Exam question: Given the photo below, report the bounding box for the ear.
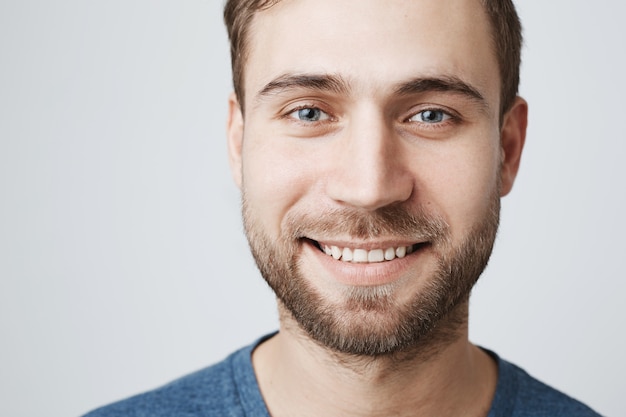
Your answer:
[227,93,244,189]
[499,97,528,196]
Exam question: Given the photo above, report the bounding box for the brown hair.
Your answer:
[224,0,522,118]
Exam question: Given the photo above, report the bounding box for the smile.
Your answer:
[314,241,423,264]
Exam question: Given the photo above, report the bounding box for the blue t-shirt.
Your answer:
[83,335,601,417]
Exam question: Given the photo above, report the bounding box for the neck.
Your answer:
[252,302,498,417]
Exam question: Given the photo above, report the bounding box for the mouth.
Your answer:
[307,239,428,264]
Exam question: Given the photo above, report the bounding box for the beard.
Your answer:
[242,191,500,358]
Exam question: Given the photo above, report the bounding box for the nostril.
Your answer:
[325,162,414,211]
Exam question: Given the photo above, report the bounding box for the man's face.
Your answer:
[228,0,523,355]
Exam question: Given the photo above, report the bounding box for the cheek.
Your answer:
[241,132,320,236]
[419,141,500,236]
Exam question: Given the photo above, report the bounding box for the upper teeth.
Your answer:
[323,244,414,263]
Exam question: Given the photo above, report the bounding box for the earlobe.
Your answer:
[499,97,528,196]
[227,93,244,189]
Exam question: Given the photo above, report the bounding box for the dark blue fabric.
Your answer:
[83,336,601,417]
[484,349,601,417]
[82,335,271,417]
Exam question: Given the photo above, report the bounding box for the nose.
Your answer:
[325,109,413,211]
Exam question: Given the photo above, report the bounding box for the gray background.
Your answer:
[0,1,624,416]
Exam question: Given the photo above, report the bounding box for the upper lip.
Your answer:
[310,238,424,250]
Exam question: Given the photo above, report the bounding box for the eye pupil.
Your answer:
[422,110,443,123]
[298,108,321,121]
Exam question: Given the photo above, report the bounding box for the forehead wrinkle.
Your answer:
[253,73,351,106]
[394,76,492,116]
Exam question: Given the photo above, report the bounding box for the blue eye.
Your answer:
[289,107,330,122]
[410,110,451,123]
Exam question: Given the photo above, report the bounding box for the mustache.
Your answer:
[285,204,449,242]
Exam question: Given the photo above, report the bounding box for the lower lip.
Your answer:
[303,240,428,287]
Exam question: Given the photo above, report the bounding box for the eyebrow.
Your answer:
[253,72,490,113]
[394,76,489,112]
[255,73,350,101]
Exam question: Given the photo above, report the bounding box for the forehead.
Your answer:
[244,0,500,110]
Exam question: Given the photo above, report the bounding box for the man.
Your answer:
[84,0,601,416]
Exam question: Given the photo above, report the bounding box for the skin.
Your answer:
[226,0,528,416]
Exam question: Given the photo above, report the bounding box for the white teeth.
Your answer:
[321,243,417,263]
[368,249,384,262]
[353,249,368,263]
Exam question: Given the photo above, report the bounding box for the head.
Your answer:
[224,0,527,356]
[225,0,523,119]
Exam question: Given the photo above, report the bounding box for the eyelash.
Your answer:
[282,104,334,125]
[406,107,457,123]
[279,104,461,132]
